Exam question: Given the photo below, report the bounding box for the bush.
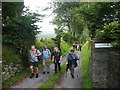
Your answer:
[35,39,56,53]
[36,39,72,56]
[60,40,72,56]
[2,46,22,64]
[112,41,120,52]
[95,23,120,52]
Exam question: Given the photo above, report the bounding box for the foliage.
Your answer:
[35,39,72,56]
[51,1,120,51]
[51,2,85,44]
[60,40,72,56]
[96,22,120,51]
[77,2,120,37]
[62,32,74,43]
[35,38,56,53]
[112,41,120,52]
[53,2,120,43]
[40,63,66,88]
[2,46,22,64]
[96,23,120,39]
[2,2,44,65]
[81,41,93,88]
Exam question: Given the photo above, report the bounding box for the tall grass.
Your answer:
[81,41,93,88]
[39,63,66,88]
[61,40,72,56]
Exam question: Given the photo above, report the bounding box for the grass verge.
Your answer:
[2,64,42,88]
[39,45,72,88]
[39,63,66,88]
[81,41,93,88]
[61,40,72,56]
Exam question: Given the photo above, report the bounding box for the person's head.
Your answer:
[31,45,35,51]
[70,49,74,54]
[44,46,47,50]
[54,47,59,52]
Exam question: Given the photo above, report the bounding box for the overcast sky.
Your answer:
[24,0,56,38]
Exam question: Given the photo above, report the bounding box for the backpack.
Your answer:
[53,51,61,60]
[69,53,78,67]
[35,49,43,61]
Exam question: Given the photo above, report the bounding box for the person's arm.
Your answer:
[59,52,62,63]
[59,56,62,63]
[35,50,41,56]
[52,55,54,62]
[75,54,79,60]
[48,50,51,58]
[66,54,69,64]
[52,52,54,62]
[48,50,51,62]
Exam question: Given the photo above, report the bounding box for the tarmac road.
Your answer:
[10,53,68,88]
[55,51,83,88]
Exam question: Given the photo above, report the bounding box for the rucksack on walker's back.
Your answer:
[35,49,43,61]
[69,53,78,67]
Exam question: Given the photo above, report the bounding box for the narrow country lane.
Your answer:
[55,51,82,88]
[10,53,68,88]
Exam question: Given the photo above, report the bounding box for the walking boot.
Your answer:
[71,73,74,78]
[43,71,45,74]
[47,71,49,74]
[36,73,38,78]
[30,73,34,78]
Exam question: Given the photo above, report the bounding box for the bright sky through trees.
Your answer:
[24,0,56,38]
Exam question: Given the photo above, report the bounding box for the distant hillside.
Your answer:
[36,31,56,39]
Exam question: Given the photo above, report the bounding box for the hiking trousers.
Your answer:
[68,60,76,76]
[54,60,61,72]
[43,58,50,72]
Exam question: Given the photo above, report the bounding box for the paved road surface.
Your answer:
[55,51,82,88]
[10,51,82,88]
[10,54,67,88]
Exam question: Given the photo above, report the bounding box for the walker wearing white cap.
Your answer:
[52,47,62,73]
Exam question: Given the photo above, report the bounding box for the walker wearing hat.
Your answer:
[42,46,51,74]
[52,47,62,73]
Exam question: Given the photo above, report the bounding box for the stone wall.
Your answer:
[2,63,23,81]
[90,40,120,88]
[107,51,120,88]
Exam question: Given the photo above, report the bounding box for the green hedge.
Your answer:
[2,46,22,64]
[35,39,56,53]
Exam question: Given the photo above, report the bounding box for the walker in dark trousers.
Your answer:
[66,50,78,78]
[54,60,61,73]
[53,47,62,73]
[79,44,82,51]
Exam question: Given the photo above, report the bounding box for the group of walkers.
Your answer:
[73,43,82,51]
[29,45,80,79]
